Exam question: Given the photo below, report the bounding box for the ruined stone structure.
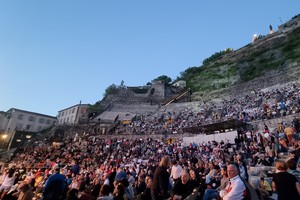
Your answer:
[103,80,190,107]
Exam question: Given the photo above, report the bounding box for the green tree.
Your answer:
[103,84,118,97]
[153,75,172,85]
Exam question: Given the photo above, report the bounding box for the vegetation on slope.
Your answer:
[94,18,300,108]
[177,26,300,96]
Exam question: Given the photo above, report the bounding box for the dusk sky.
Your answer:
[1,1,299,116]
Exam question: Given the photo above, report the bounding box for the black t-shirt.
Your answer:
[272,172,300,200]
[171,180,194,200]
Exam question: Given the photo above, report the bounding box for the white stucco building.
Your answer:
[57,103,89,125]
[0,108,57,134]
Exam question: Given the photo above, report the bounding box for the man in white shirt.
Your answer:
[219,164,246,200]
[170,160,183,184]
[103,173,110,186]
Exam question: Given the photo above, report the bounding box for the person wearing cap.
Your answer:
[42,165,67,200]
[115,166,127,182]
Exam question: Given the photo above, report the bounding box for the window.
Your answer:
[72,108,75,113]
[28,116,35,121]
[18,114,24,120]
[16,123,23,130]
[39,118,45,123]
[46,119,50,125]
[26,124,31,130]
[61,112,64,117]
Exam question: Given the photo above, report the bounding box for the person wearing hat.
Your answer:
[42,164,67,200]
[115,166,127,182]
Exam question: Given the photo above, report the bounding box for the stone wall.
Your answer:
[151,81,166,101]
[110,103,160,115]
[251,113,300,132]
[103,81,166,106]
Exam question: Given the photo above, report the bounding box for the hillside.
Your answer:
[93,15,300,113]
[181,17,300,101]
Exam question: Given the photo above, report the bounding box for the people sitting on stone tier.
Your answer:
[171,170,194,200]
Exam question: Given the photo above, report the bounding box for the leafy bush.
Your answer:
[153,75,172,85]
[103,84,118,97]
[202,48,233,65]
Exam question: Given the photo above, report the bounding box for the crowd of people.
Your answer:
[112,82,300,135]
[0,82,299,200]
[0,112,299,199]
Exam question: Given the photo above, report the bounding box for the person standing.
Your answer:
[272,160,300,200]
[170,160,183,184]
[151,156,171,200]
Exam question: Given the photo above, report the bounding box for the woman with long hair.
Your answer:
[188,169,200,191]
[151,155,171,200]
[0,168,17,199]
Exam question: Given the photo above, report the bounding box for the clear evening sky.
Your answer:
[0,1,299,116]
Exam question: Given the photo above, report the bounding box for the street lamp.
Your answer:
[1,134,8,150]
